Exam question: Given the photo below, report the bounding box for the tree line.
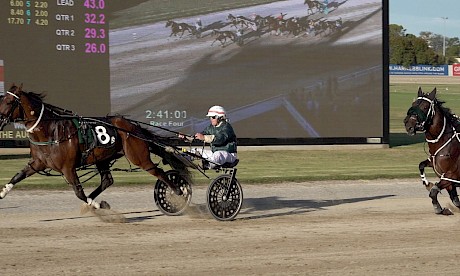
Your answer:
[390,24,460,67]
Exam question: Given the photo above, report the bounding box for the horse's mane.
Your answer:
[436,99,460,128]
[24,90,76,117]
[25,91,45,102]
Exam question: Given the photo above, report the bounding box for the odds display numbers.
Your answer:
[8,1,49,26]
[0,0,111,118]
[5,0,108,55]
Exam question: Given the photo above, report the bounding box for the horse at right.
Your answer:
[404,87,460,215]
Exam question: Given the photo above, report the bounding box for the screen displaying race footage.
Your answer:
[0,0,387,144]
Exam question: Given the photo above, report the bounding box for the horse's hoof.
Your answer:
[425,182,434,191]
[100,200,111,209]
[452,198,460,209]
[0,183,14,198]
[174,188,183,196]
[179,186,190,197]
[440,208,454,216]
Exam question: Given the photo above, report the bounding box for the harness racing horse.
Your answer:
[326,18,343,33]
[404,87,460,215]
[0,84,190,210]
[253,14,271,30]
[282,17,302,36]
[211,29,238,47]
[165,20,195,38]
[264,16,285,35]
[227,14,251,29]
[304,0,325,14]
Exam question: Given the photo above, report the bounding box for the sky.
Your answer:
[389,0,459,38]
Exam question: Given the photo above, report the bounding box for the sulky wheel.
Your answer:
[154,170,192,216]
[207,174,243,221]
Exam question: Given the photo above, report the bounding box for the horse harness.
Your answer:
[413,95,460,185]
[4,90,117,164]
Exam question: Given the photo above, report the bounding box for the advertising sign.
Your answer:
[453,64,460,76]
[389,64,448,76]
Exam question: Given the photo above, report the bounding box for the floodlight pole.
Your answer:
[441,16,448,63]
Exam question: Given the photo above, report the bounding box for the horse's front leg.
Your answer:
[87,162,113,209]
[63,168,101,209]
[429,179,454,215]
[447,185,460,208]
[419,159,433,189]
[0,159,45,199]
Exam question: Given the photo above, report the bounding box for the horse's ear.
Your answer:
[428,87,437,100]
[417,87,423,97]
[19,83,23,91]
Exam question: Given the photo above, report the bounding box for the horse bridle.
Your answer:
[1,90,45,133]
[407,96,436,132]
[0,91,21,129]
[409,96,450,144]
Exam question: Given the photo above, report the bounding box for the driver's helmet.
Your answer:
[206,105,226,118]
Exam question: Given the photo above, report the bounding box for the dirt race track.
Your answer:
[390,75,460,85]
[2,1,460,274]
[2,179,460,275]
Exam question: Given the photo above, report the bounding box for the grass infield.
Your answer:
[1,82,457,189]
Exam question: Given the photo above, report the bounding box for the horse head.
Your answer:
[165,20,173,27]
[404,87,437,136]
[0,84,46,132]
[0,84,24,130]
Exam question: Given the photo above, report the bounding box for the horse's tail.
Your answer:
[140,128,192,181]
[155,142,192,181]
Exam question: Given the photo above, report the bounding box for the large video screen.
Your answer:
[0,0,388,145]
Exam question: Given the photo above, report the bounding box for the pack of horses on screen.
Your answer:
[165,0,346,47]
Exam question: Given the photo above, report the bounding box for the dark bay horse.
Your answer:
[404,87,460,215]
[211,29,238,47]
[282,17,302,36]
[253,14,272,30]
[227,14,251,29]
[0,84,190,210]
[264,16,284,35]
[304,0,325,14]
[165,20,195,38]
